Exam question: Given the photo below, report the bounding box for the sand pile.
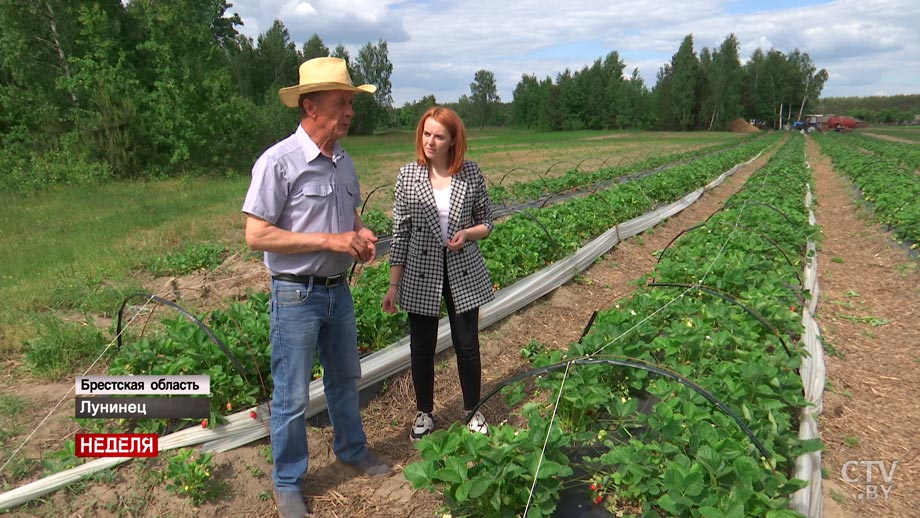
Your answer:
[728,118,760,132]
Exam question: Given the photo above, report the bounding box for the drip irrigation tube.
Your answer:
[715,200,797,228]
[115,293,248,378]
[465,355,774,464]
[647,282,794,358]
[655,220,803,286]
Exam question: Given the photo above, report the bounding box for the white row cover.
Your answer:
[790,183,826,518]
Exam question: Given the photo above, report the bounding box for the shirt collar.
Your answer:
[296,124,344,164]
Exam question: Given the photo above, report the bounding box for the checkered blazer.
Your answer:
[389,160,495,316]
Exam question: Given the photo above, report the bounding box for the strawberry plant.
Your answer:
[404,406,573,518]
[107,293,272,434]
[164,448,217,506]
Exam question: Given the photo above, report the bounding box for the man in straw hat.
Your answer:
[243,57,392,518]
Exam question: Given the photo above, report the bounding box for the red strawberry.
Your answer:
[201,418,208,428]
[249,410,258,420]
[594,495,604,505]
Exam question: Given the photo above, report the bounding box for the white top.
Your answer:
[432,184,452,243]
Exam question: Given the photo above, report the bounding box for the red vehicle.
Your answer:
[827,116,857,132]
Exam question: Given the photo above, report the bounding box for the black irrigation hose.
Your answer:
[351,184,392,281]
[115,293,248,378]
[577,310,599,344]
[713,200,797,228]
[360,183,390,216]
[466,355,774,464]
[655,220,804,288]
[503,207,561,250]
[646,283,793,358]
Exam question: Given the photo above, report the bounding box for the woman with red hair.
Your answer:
[382,107,494,441]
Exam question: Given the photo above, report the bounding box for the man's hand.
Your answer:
[333,229,378,262]
[357,227,378,263]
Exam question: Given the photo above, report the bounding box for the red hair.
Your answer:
[415,107,467,175]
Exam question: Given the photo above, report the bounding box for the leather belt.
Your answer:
[272,272,347,287]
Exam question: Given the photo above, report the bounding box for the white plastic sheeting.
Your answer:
[0,153,765,511]
[790,183,825,518]
[0,405,271,509]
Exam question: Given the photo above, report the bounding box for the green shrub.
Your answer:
[0,146,113,193]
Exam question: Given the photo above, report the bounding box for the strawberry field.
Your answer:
[1,129,917,517]
[813,132,920,244]
[100,133,780,436]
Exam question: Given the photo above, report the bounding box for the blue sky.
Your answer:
[228,0,919,105]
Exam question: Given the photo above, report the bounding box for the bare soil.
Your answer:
[2,136,917,517]
[806,137,919,517]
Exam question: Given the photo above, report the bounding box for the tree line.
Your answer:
[0,0,394,189]
[818,94,920,125]
[504,34,830,132]
[2,1,906,191]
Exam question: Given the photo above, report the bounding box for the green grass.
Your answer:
[0,176,249,353]
[0,393,26,447]
[858,125,920,142]
[23,314,108,380]
[1,128,749,356]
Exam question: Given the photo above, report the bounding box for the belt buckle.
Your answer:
[325,274,344,287]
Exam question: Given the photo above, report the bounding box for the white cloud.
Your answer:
[231,0,409,46]
[228,0,920,104]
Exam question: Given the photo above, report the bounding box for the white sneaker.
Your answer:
[410,412,434,441]
[466,410,488,435]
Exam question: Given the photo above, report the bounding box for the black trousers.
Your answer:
[407,252,482,413]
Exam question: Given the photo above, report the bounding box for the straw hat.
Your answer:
[278,57,377,107]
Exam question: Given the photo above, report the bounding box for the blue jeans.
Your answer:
[269,278,368,491]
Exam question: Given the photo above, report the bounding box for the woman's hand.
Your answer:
[382,286,399,314]
[447,229,468,252]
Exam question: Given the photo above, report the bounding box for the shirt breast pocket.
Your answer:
[300,184,333,198]
[295,183,333,220]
